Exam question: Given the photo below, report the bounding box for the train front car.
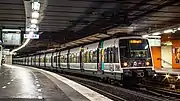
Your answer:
[119,37,154,80]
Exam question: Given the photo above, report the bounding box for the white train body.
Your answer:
[13,36,154,80]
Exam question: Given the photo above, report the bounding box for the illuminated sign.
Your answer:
[2,33,21,45]
[24,34,39,39]
[148,39,161,46]
[129,40,142,44]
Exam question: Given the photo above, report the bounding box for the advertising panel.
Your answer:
[2,33,21,45]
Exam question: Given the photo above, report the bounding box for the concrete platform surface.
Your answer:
[0,64,112,101]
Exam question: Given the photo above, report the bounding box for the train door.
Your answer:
[0,45,2,65]
[56,52,58,68]
[58,52,60,70]
[27,56,29,65]
[30,56,32,65]
[52,52,57,70]
[67,50,70,69]
[44,53,46,68]
[51,53,53,68]
[80,46,84,71]
[39,55,41,67]
[98,41,104,73]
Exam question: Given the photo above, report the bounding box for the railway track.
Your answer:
[60,74,169,101]
[133,84,180,101]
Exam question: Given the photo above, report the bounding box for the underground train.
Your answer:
[13,36,155,83]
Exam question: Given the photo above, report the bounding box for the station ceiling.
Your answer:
[0,0,25,28]
[1,0,180,54]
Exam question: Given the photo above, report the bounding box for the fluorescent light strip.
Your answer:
[30,24,37,28]
[163,29,173,33]
[2,29,21,32]
[31,19,38,24]
[142,35,149,38]
[152,32,161,35]
[32,2,40,11]
[178,27,180,30]
[32,11,39,18]
[10,39,31,54]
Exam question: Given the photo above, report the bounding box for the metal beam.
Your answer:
[131,0,180,21]
[69,0,180,7]
[0,13,24,15]
[0,2,23,5]
[47,4,114,10]
[65,2,105,30]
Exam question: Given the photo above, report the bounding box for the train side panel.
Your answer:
[60,50,68,69]
[83,43,98,71]
[40,54,45,67]
[69,47,81,70]
[45,53,52,69]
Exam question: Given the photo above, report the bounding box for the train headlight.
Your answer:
[165,74,170,78]
[177,75,180,79]
[146,61,150,66]
[123,62,128,67]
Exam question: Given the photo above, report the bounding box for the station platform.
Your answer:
[0,64,112,101]
[155,68,180,76]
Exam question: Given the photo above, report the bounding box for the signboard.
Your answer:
[24,34,39,39]
[148,38,161,46]
[2,33,21,45]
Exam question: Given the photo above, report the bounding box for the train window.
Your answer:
[77,54,80,63]
[36,56,38,63]
[60,55,65,63]
[89,51,93,63]
[64,55,66,63]
[119,39,151,59]
[104,47,119,63]
[83,51,88,63]
[69,54,72,63]
[54,56,57,63]
[114,47,119,63]
[108,48,112,63]
[47,56,50,63]
[92,50,97,63]
[104,49,108,63]
[45,57,48,62]
[49,56,52,63]
[74,53,77,63]
[46,57,48,63]
[70,53,77,63]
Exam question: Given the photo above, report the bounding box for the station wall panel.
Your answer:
[172,40,180,69]
[151,46,161,69]
[161,46,172,69]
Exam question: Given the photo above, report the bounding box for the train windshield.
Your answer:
[119,39,151,59]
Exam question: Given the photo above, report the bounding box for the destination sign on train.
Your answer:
[129,40,142,44]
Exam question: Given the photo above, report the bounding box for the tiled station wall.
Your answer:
[151,39,180,69]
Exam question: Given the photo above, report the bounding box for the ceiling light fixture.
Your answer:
[2,29,21,32]
[26,28,31,32]
[10,38,31,54]
[164,29,173,33]
[32,2,40,11]
[152,32,161,35]
[35,26,39,32]
[29,31,34,35]
[32,11,39,18]
[31,19,38,24]
[142,35,149,38]
[178,27,180,30]
[30,24,37,28]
